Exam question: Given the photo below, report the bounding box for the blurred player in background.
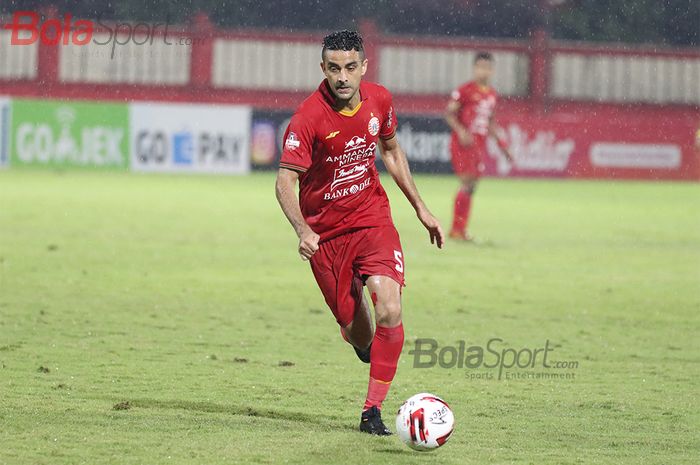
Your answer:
[445,52,513,241]
[275,30,443,435]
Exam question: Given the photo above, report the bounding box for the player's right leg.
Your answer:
[340,277,374,362]
[309,235,374,362]
[450,143,481,240]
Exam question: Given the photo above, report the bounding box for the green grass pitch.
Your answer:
[1,170,698,464]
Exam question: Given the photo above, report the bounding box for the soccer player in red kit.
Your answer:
[445,52,513,241]
[275,30,444,435]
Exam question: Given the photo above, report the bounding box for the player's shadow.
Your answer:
[123,398,356,432]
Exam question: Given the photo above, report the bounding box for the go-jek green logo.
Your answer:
[11,99,129,169]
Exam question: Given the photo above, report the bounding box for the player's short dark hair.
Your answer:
[474,51,493,63]
[322,30,365,60]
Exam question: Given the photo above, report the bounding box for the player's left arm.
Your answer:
[379,135,444,249]
[488,112,514,163]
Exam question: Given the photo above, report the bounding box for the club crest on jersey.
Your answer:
[285,132,300,150]
[368,116,380,136]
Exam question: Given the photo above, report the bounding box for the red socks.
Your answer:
[363,323,404,411]
[451,188,472,234]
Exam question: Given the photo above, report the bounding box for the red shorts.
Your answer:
[451,139,486,178]
[309,225,405,327]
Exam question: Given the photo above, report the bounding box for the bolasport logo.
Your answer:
[0,11,200,59]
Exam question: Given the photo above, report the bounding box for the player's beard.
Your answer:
[333,84,357,103]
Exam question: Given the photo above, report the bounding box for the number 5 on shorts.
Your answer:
[394,250,404,273]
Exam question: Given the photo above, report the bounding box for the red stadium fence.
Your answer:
[0,9,698,180]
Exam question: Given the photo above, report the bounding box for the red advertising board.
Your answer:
[483,103,699,181]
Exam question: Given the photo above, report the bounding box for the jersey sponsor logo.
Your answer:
[330,159,370,191]
[386,107,393,129]
[345,135,366,149]
[325,130,340,139]
[325,141,376,167]
[285,132,300,150]
[327,133,376,167]
[323,132,376,200]
[470,96,496,136]
[368,116,380,136]
[323,177,371,201]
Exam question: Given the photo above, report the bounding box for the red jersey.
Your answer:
[280,80,398,242]
[450,81,498,145]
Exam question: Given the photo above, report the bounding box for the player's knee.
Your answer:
[375,300,402,327]
[462,178,476,194]
[460,178,476,193]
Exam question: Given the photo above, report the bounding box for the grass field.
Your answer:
[1,170,699,465]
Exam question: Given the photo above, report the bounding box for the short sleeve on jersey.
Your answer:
[279,114,314,172]
[379,88,397,140]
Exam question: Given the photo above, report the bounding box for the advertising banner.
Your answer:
[486,109,699,181]
[251,108,698,180]
[250,110,291,171]
[130,103,251,174]
[10,99,129,169]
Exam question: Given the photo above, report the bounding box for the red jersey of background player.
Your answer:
[450,81,498,148]
[280,79,397,242]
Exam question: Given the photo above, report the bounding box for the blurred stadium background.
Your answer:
[0,0,698,177]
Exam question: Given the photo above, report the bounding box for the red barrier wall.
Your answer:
[484,102,699,181]
[0,12,698,180]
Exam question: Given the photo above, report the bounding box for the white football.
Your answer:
[395,392,455,451]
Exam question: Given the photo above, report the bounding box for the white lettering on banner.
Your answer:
[16,123,124,165]
[589,143,681,169]
[395,123,451,163]
[130,103,251,174]
[488,124,574,175]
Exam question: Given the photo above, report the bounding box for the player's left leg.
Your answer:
[359,275,404,435]
[348,225,405,434]
[451,173,478,240]
[364,276,403,407]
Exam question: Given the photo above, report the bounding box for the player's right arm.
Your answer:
[275,113,319,261]
[275,169,319,260]
[445,89,473,147]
